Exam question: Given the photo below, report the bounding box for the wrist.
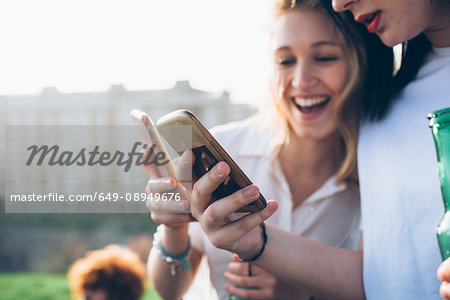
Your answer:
[237,223,267,262]
[163,223,188,235]
[153,225,191,276]
[164,221,189,231]
[159,224,189,254]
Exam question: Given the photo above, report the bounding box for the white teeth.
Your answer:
[293,97,328,107]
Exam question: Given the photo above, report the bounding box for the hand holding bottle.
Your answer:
[438,258,450,299]
[225,261,310,299]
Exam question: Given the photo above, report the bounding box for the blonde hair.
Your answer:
[266,0,367,184]
[67,245,146,300]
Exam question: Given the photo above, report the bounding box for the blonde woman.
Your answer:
[144,0,392,299]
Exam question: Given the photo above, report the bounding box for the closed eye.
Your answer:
[315,56,338,63]
[276,58,296,66]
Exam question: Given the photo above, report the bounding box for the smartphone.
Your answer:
[156,110,267,213]
[130,109,191,204]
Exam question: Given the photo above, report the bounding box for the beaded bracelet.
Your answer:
[237,222,267,262]
[153,225,191,276]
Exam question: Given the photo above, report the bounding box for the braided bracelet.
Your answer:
[237,222,267,262]
[153,225,190,276]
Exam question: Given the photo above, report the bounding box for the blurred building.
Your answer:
[0,81,257,199]
[0,80,255,127]
[0,81,257,272]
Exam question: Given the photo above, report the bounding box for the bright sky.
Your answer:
[0,0,274,105]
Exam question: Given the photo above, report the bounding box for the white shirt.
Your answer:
[185,119,361,300]
[359,46,450,299]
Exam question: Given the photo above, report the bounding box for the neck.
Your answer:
[280,131,342,180]
[425,1,450,47]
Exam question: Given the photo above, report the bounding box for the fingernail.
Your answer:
[166,178,177,185]
[231,253,240,262]
[243,185,257,198]
[215,162,226,176]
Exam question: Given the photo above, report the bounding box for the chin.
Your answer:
[292,127,333,141]
[378,31,401,48]
[379,27,424,48]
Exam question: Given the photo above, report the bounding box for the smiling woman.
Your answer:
[144,0,393,299]
[271,8,351,176]
[268,0,392,183]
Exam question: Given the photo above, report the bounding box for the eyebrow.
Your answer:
[311,40,339,47]
[274,40,340,52]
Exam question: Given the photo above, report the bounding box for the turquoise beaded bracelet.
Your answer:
[153,225,190,276]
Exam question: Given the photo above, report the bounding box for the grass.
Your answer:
[0,213,158,233]
[0,272,162,300]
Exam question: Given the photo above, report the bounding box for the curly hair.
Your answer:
[67,245,146,300]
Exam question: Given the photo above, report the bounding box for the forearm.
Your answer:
[148,225,201,300]
[253,225,364,300]
[189,163,364,299]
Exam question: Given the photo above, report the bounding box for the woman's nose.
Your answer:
[291,63,317,89]
[331,0,356,12]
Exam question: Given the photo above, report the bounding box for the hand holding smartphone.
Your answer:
[131,109,192,216]
[156,110,266,213]
[131,109,266,213]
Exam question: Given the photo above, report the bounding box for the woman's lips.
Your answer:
[291,96,330,114]
[356,10,382,34]
[366,11,381,33]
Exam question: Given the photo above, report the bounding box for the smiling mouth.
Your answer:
[291,96,330,113]
[356,10,382,33]
[364,12,377,25]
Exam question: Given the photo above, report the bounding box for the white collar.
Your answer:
[218,120,349,202]
[304,174,348,204]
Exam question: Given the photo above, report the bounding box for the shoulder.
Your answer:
[210,118,266,141]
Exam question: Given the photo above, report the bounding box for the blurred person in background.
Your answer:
[67,244,146,300]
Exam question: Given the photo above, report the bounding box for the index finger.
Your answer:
[140,146,163,177]
[190,161,230,218]
[228,261,251,275]
[174,149,196,192]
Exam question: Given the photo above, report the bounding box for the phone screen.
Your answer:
[190,145,241,200]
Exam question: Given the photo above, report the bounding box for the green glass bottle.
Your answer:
[228,289,249,300]
[428,107,450,260]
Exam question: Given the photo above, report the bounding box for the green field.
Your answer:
[0,272,162,300]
